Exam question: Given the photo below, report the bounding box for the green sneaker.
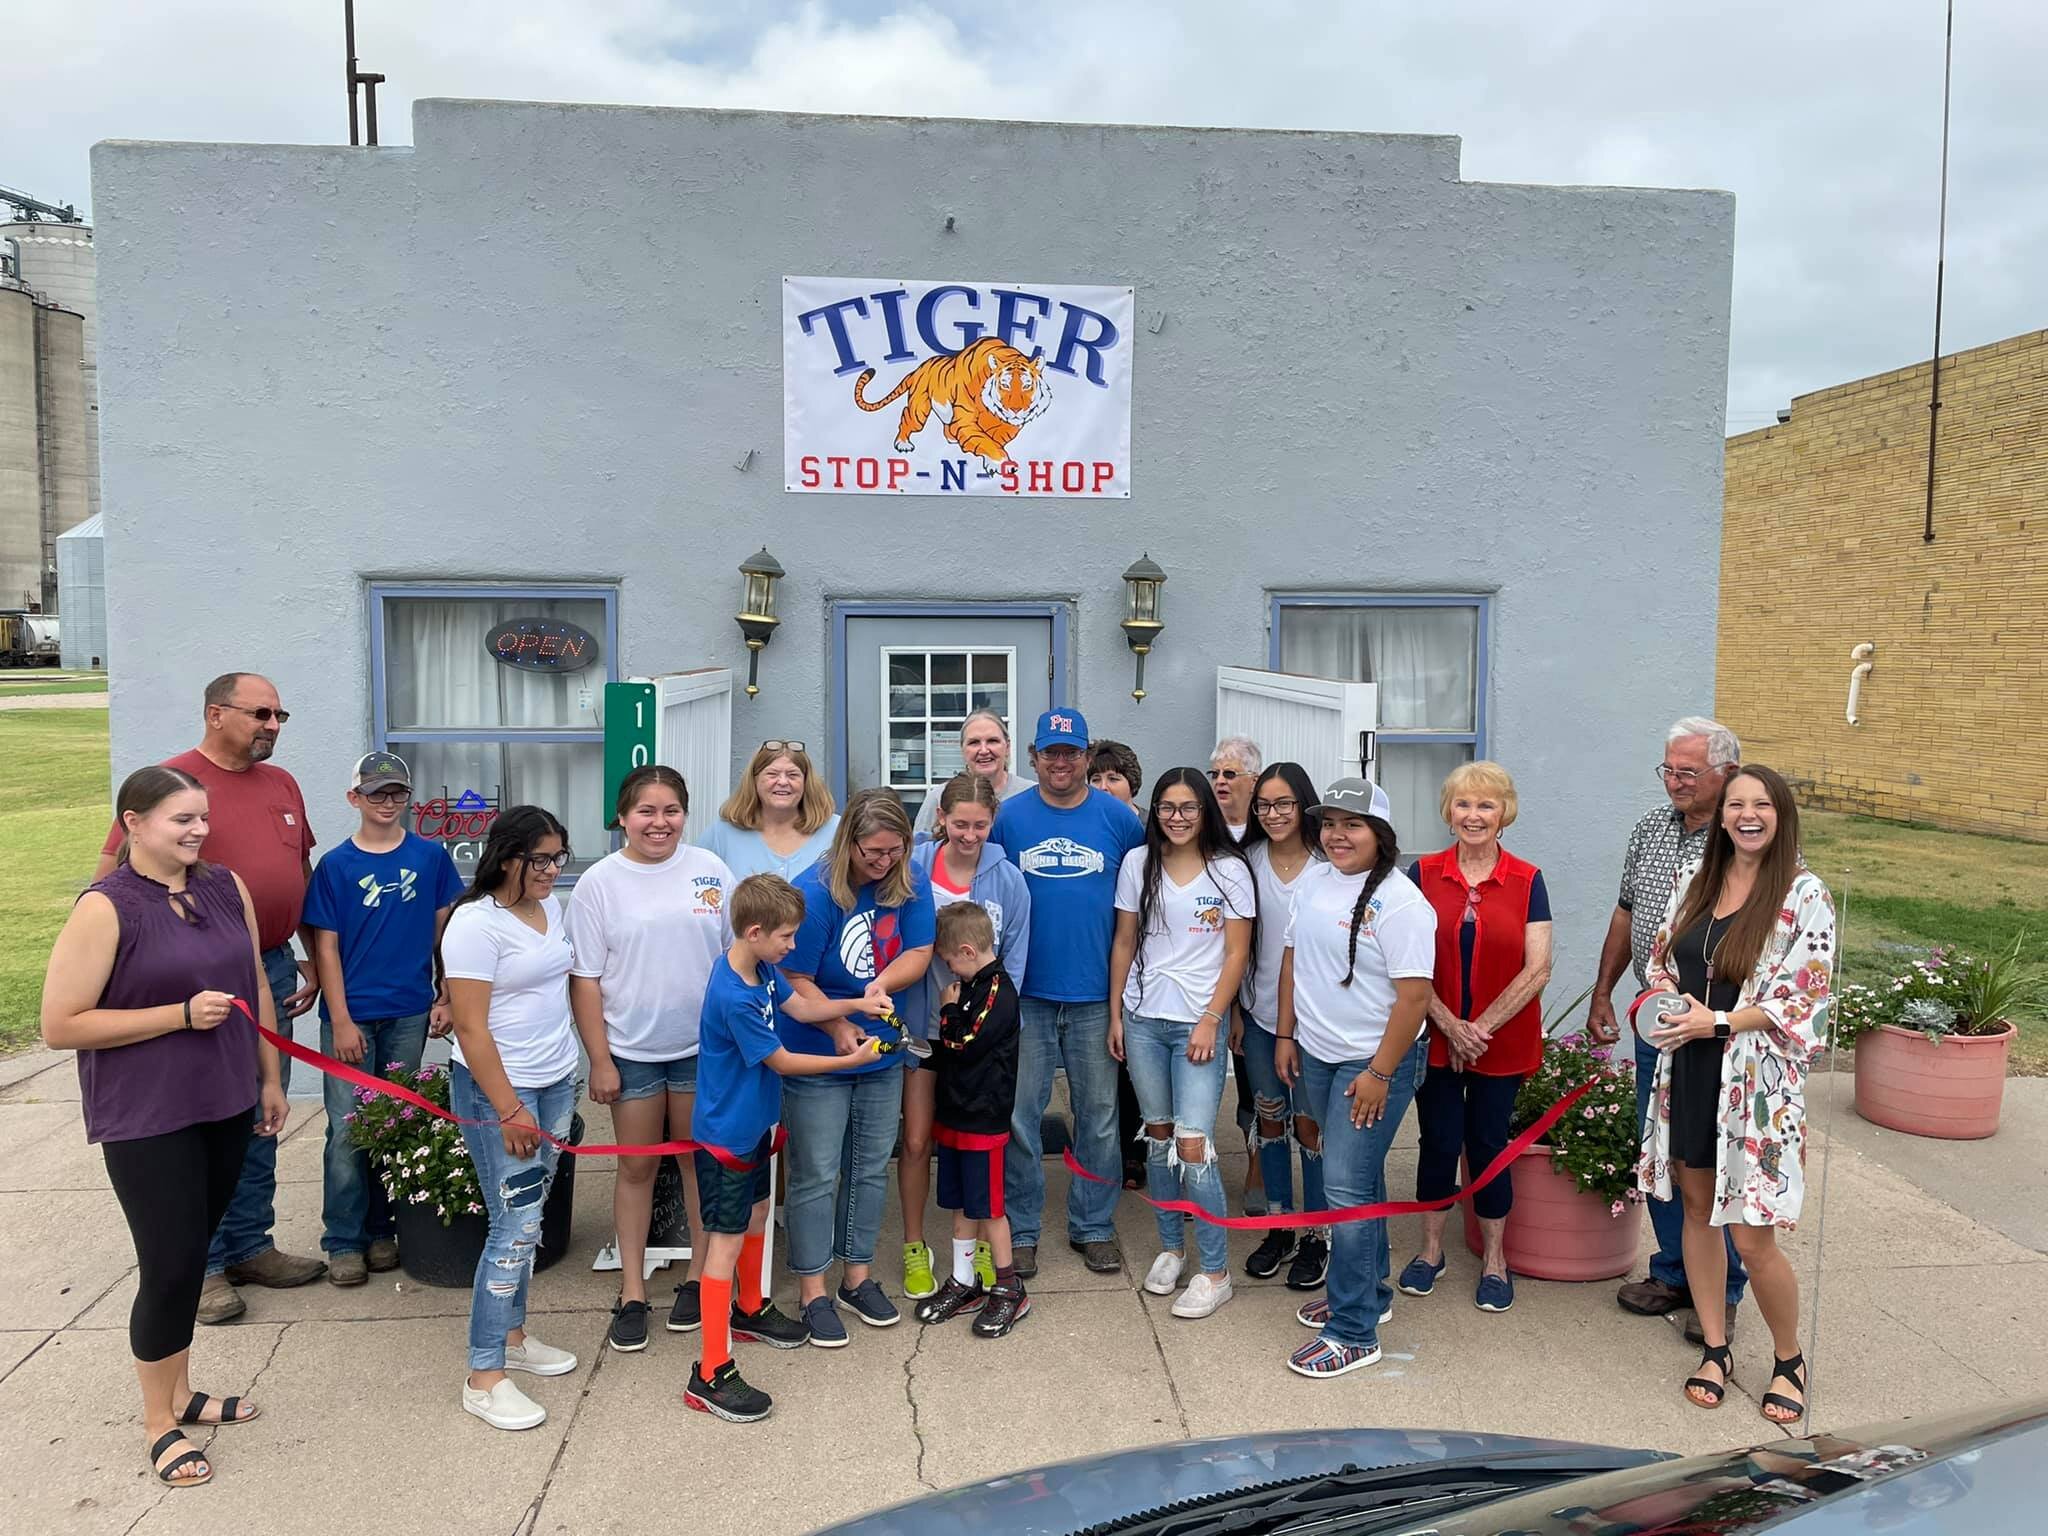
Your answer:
[903,1241,938,1300]
[974,1240,997,1290]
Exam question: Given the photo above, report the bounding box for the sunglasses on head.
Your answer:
[761,740,808,754]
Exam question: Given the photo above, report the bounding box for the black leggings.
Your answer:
[1414,1065,1524,1221]
[101,1112,252,1362]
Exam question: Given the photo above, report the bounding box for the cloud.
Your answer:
[6,0,2042,425]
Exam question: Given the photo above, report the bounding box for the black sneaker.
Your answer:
[666,1280,701,1333]
[731,1301,808,1350]
[608,1298,650,1352]
[971,1284,1031,1338]
[1286,1233,1331,1291]
[684,1361,772,1424]
[914,1276,986,1324]
[1245,1229,1295,1279]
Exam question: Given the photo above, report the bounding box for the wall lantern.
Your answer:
[1119,554,1167,702]
[735,547,785,698]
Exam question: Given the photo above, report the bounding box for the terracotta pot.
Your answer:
[1853,1022,2013,1140]
[1462,1144,1641,1282]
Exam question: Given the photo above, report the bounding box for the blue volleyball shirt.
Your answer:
[781,863,936,1074]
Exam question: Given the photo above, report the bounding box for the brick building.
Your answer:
[1718,328,2048,838]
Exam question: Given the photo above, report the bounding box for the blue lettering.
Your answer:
[797,296,872,376]
[1049,302,1120,388]
[871,288,917,363]
[940,460,968,492]
[915,285,985,355]
[993,289,1052,354]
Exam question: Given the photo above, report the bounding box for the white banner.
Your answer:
[783,276,1134,497]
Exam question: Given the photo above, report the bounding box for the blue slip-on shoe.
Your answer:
[837,1278,902,1328]
[1397,1255,1447,1297]
[802,1296,848,1349]
[1475,1272,1515,1313]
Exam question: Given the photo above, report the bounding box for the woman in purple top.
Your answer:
[40,766,288,1490]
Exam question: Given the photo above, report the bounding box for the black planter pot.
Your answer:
[392,1112,585,1288]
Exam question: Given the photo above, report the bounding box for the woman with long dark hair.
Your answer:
[1108,768,1255,1320]
[1275,778,1435,1379]
[440,805,582,1432]
[41,766,288,1488]
[1637,765,1833,1424]
[1235,762,1331,1288]
[782,788,933,1343]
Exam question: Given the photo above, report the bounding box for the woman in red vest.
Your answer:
[1397,762,1553,1315]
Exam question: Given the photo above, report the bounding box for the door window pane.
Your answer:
[1278,605,1476,731]
[880,647,1016,812]
[384,596,606,731]
[403,740,606,877]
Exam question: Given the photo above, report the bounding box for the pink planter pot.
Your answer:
[1462,1144,1642,1282]
[1853,1022,2013,1140]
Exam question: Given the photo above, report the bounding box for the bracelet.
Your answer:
[182,999,193,1030]
[1364,1064,1394,1084]
[1274,1030,1295,1040]
[1199,1008,1225,1025]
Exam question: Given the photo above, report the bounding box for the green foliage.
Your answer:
[344,1063,484,1227]
[1512,1026,1641,1211]
[1835,938,2043,1048]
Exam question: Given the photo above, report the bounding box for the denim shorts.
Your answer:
[614,1053,700,1101]
[694,1136,774,1235]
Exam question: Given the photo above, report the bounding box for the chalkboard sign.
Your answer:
[589,1155,694,1275]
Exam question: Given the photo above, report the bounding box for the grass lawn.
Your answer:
[0,675,108,697]
[1803,811,2048,1074]
[0,707,108,1054]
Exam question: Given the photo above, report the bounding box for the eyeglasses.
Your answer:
[761,740,808,754]
[1655,765,1707,785]
[1207,768,1244,783]
[855,841,905,862]
[1253,797,1299,817]
[222,705,291,725]
[522,851,572,871]
[360,788,410,805]
[1156,804,1202,823]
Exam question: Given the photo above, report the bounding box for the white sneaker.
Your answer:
[1171,1273,1234,1319]
[504,1333,578,1377]
[462,1378,546,1431]
[1143,1252,1185,1296]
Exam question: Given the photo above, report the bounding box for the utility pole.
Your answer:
[345,0,387,147]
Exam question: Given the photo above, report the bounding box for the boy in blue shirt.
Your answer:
[302,752,466,1286]
[686,874,889,1424]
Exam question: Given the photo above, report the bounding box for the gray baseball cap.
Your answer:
[1319,777,1392,822]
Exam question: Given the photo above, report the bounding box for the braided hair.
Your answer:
[1339,815,1401,988]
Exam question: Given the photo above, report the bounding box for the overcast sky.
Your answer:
[6,1,2041,429]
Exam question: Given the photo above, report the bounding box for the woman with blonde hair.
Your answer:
[1638,764,1832,1425]
[1399,761,1553,1315]
[695,741,840,881]
[781,789,935,1344]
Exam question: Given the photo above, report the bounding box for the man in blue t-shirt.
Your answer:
[301,752,466,1284]
[990,708,1146,1279]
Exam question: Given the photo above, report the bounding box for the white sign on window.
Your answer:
[783,277,1134,498]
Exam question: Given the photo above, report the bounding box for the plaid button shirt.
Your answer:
[1616,804,1712,990]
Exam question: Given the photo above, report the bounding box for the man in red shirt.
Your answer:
[97,672,328,1320]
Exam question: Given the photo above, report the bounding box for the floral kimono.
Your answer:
[1634,859,1835,1227]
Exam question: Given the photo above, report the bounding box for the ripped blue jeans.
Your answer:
[452,1063,577,1372]
[1121,1011,1230,1276]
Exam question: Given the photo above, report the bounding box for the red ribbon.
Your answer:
[234,999,781,1170]
[1066,1076,1601,1230]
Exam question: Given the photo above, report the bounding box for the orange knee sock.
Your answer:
[738,1235,765,1314]
[700,1276,733,1374]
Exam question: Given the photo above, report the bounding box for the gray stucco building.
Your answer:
[90,100,1733,987]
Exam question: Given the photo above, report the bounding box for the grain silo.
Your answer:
[57,513,106,670]
[0,212,92,614]
[1,215,99,522]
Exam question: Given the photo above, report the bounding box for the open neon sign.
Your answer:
[485,617,600,673]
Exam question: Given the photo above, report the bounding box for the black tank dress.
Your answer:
[1668,912,1741,1170]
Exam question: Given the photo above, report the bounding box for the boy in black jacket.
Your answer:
[914,901,1028,1336]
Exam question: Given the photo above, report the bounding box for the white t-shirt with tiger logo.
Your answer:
[1284,862,1435,1063]
[1113,848,1256,1023]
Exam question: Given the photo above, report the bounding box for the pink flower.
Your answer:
[1609,1200,1625,1217]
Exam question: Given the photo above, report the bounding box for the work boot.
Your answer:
[225,1247,328,1288]
[196,1274,246,1325]
[1685,1303,1739,1347]
[327,1252,368,1287]
[365,1238,400,1272]
[1070,1238,1122,1274]
[1616,1275,1689,1316]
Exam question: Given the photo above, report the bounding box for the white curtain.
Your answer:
[384,597,608,870]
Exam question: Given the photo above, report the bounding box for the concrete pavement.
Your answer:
[2,1050,2042,1535]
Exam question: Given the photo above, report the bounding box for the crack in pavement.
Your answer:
[513,1312,616,1536]
[1137,1293,1191,1439]
[903,1324,938,1490]
[124,1324,291,1535]
[0,1329,55,1389]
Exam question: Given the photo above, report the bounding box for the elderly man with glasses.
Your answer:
[1587,714,1748,1345]
[95,671,329,1320]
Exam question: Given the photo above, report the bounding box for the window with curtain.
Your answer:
[374,590,615,878]
[1276,600,1486,852]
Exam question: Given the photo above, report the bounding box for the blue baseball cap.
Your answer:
[1031,707,1090,752]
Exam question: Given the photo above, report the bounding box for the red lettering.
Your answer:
[1093,461,1115,493]
[516,634,542,654]
[887,458,910,491]
[855,457,880,490]
[538,635,561,656]
[1027,460,1054,493]
[560,635,584,659]
[800,455,821,489]
[826,455,852,489]
[1061,461,1085,493]
[493,633,519,656]
[1000,461,1020,495]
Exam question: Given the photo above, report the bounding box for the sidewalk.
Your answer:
[2,1050,2041,1535]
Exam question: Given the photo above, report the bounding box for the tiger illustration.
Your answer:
[853,336,1051,474]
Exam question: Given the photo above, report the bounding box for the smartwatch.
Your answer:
[1712,1010,1732,1041]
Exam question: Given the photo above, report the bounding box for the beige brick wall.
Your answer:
[1718,328,2048,839]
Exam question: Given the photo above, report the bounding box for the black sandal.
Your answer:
[179,1392,257,1427]
[1761,1352,1808,1425]
[150,1429,212,1488]
[1685,1342,1734,1408]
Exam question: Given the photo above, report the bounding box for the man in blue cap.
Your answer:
[991,708,1146,1278]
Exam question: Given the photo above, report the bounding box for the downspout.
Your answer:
[1846,644,1876,726]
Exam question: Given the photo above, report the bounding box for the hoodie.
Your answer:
[934,959,1022,1138]
[906,837,1032,1042]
